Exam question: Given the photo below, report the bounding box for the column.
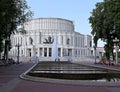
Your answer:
[79,49,81,57]
[25,48,27,57]
[37,48,40,57]
[39,48,42,57]
[19,47,21,57]
[31,47,34,56]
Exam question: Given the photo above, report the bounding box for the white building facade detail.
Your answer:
[10,18,92,61]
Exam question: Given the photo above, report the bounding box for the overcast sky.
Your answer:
[26,0,104,46]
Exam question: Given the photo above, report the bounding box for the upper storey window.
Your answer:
[29,37,33,45]
[67,38,70,45]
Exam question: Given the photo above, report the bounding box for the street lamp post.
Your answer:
[94,45,97,64]
[113,37,119,65]
[15,43,21,64]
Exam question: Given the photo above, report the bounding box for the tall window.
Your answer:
[67,38,70,45]
[71,36,73,46]
[49,48,51,57]
[90,41,92,47]
[75,37,77,46]
[44,48,47,57]
[58,48,61,57]
[39,32,41,43]
[61,36,63,45]
[29,37,33,45]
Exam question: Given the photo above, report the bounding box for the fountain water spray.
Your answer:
[52,36,58,61]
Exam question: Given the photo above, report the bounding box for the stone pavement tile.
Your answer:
[0,78,21,92]
[0,62,35,92]
[107,88,120,92]
[0,76,14,83]
[11,80,110,92]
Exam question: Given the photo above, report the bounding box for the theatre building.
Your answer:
[10,18,92,61]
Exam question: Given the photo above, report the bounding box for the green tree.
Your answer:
[89,0,120,60]
[0,0,32,60]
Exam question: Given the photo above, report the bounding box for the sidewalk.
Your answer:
[0,61,120,92]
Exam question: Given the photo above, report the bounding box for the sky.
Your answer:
[26,0,104,46]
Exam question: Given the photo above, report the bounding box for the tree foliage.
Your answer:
[89,0,120,59]
[0,0,32,52]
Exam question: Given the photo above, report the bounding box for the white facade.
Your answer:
[10,18,92,61]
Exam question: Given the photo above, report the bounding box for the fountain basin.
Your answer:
[27,61,120,82]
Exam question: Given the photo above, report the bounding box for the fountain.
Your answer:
[52,36,59,61]
[20,36,120,86]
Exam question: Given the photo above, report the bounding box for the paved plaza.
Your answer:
[0,61,120,92]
